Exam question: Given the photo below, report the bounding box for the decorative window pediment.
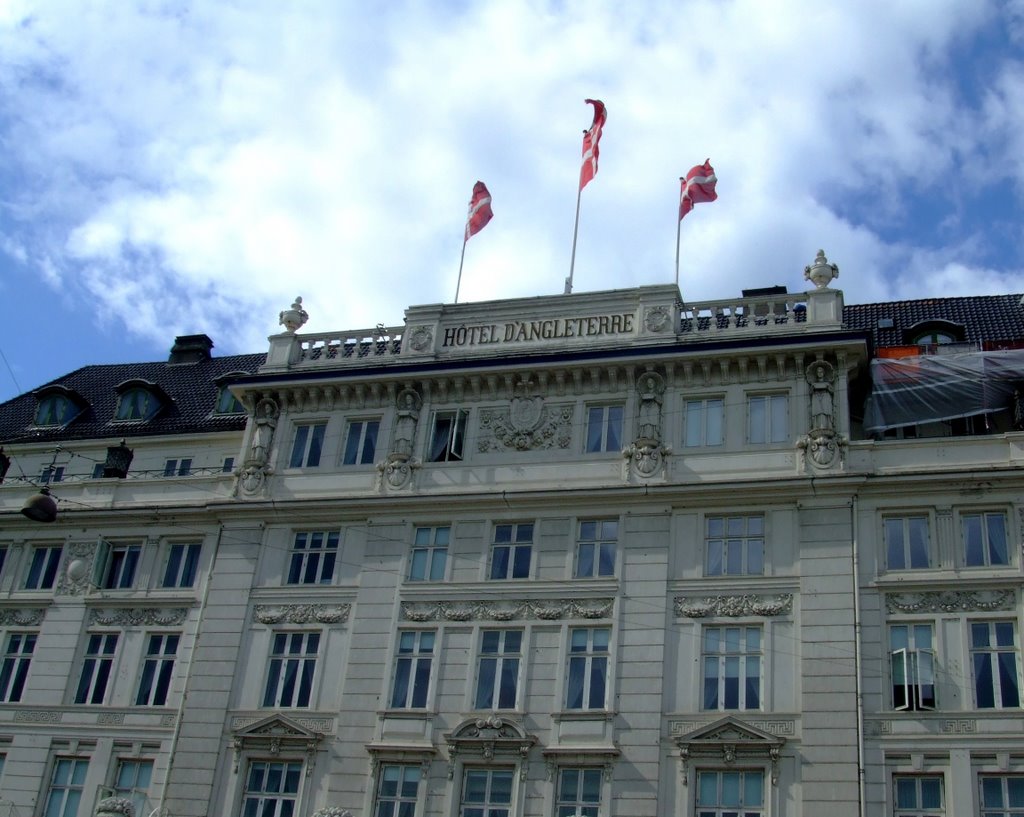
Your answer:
[231,714,323,772]
[33,386,86,427]
[445,715,537,779]
[674,716,785,785]
[904,319,964,346]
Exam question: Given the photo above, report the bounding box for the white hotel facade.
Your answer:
[1,253,1024,817]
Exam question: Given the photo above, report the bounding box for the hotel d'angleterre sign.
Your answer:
[439,311,639,350]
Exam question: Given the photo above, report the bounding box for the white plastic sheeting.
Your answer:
[864,348,1024,434]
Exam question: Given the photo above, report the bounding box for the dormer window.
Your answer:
[113,380,167,423]
[216,386,245,415]
[905,320,965,346]
[33,387,85,427]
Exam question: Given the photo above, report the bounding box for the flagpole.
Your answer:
[674,177,683,289]
[455,236,468,303]
[566,183,583,295]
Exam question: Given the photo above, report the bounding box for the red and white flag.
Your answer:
[579,99,607,191]
[679,159,717,220]
[465,181,493,241]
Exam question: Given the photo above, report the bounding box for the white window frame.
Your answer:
[428,410,468,462]
[585,404,624,453]
[459,766,515,817]
[695,768,765,817]
[893,773,944,817]
[889,623,936,711]
[112,757,154,817]
[0,631,36,702]
[970,620,1021,709]
[288,422,327,468]
[702,625,762,711]
[373,762,422,817]
[408,526,449,582]
[575,519,617,579]
[962,510,1011,567]
[885,515,932,570]
[342,418,381,465]
[74,632,119,704]
[240,759,304,817]
[161,542,201,588]
[262,631,321,708]
[135,632,179,706]
[286,530,339,585]
[25,545,62,590]
[978,774,1024,817]
[43,757,90,817]
[565,627,610,711]
[747,393,788,444]
[102,543,142,589]
[555,767,603,817]
[474,629,522,711]
[684,396,724,448]
[490,523,533,580]
[704,515,764,577]
[390,630,435,710]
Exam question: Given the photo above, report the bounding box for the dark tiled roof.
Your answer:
[0,352,266,445]
[843,294,1024,350]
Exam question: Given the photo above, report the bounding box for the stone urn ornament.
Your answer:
[804,249,838,289]
[279,296,309,333]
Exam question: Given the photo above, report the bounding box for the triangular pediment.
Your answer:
[675,716,784,750]
[233,713,321,740]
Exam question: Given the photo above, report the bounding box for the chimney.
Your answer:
[168,334,214,365]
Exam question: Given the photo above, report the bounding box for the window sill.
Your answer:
[552,709,616,722]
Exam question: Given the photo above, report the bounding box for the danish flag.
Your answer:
[579,99,607,191]
[465,181,493,241]
[679,159,718,220]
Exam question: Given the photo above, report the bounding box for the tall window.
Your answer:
[374,764,421,817]
[162,543,201,588]
[893,775,944,817]
[475,629,522,710]
[585,405,623,453]
[490,523,532,580]
[103,543,141,589]
[43,758,89,817]
[289,422,326,468]
[287,530,339,585]
[684,398,724,447]
[75,633,119,704]
[705,515,764,576]
[343,419,380,465]
[748,394,788,444]
[429,410,467,462]
[703,626,761,710]
[263,632,320,708]
[409,526,449,581]
[890,624,936,711]
[0,631,36,702]
[565,627,609,710]
[460,768,513,817]
[576,520,617,578]
[886,516,931,570]
[696,770,764,817]
[241,761,302,817]
[25,545,62,590]
[136,633,179,706]
[390,631,434,709]
[971,621,1021,709]
[979,776,1024,817]
[556,768,602,817]
[114,759,154,817]
[964,512,1010,567]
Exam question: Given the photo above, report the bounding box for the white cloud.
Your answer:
[1,0,1022,360]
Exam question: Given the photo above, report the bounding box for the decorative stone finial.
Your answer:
[804,249,839,289]
[279,296,309,333]
[95,797,135,817]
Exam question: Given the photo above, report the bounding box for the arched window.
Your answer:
[33,387,85,427]
[113,381,166,422]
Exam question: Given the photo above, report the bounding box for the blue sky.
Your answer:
[1,0,1023,403]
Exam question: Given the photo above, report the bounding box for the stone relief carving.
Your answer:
[0,608,45,626]
[885,589,1014,614]
[253,604,351,624]
[408,326,433,352]
[623,440,671,479]
[90,607,188,627]
[797,359,846,472]
[14,710,62,723]
[644,305,671,332]
[56,541,98,596]
[378,388,422,491]
[675,594,793,618]
[478,403,573,452]
[311,809,353,817]
[402,598,613,622]
[239,397,280,498]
